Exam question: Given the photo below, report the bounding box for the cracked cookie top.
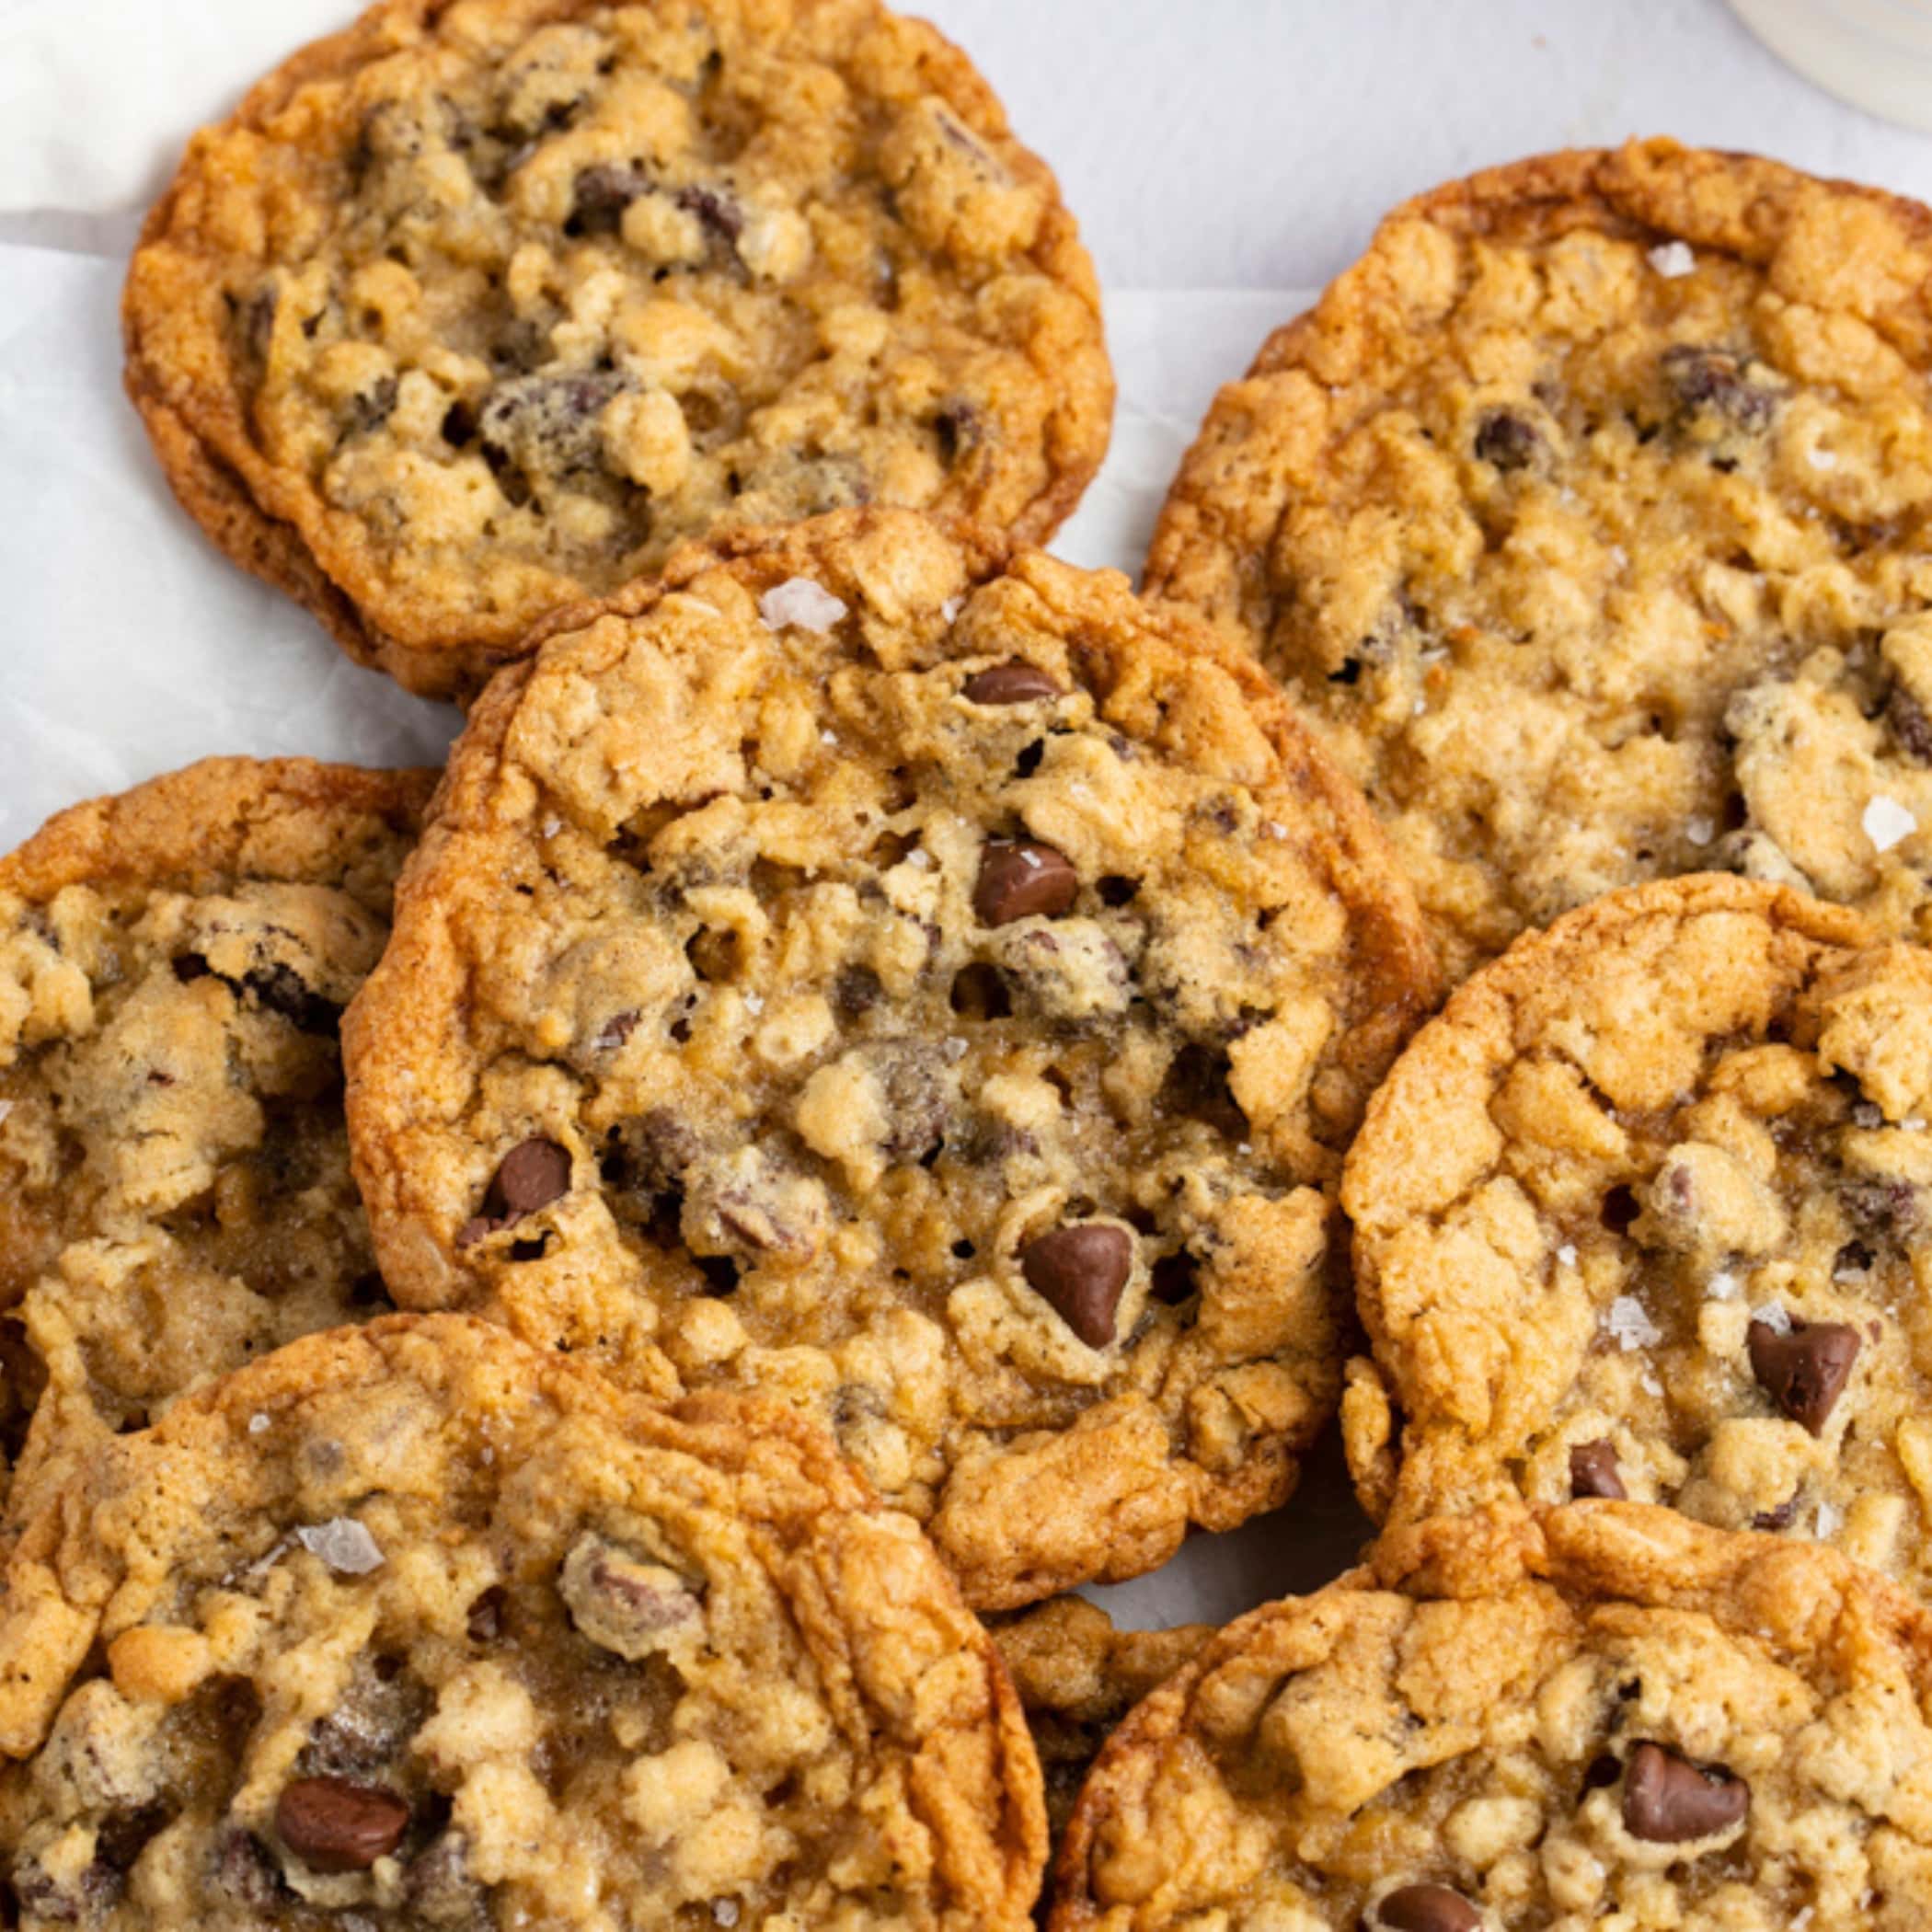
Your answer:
[0,759,431,1541]
[123,0,1111,701]
[1340,873,1932,1607]
[1050,1504,1932,1932]
[343,508,1439,1608]
[0,1314,1045,1930]
[1145,139,1932,981]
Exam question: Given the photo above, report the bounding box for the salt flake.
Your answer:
[1814,1500,1841,1540]
[1648,240,1696,279]
[742,993,765,1016]
[247,1412,270,1436]
[1807,445,1839,472]
[296,1518,385,1576]
[541,815,562,838]
[713,1903,742,1928]
[1685,815,1715,847]
[1605,1295,1662,1351]
[0,1099,12,1125]
[1707,1271,1738,1301]
[1557,1243,1579,1267]
[1904,1117,1927,1133]
[940,595,965,624]
[1752,1303,1793,1336]
[1863,794,1918,853]
[759,578,847,633]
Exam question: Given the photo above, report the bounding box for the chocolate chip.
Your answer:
[1020,1225,1133,1348]
[1619,1742,1748,1842]
[275,1777,410,1873]
[963,661,1062,706]
[211,1829,286,1907]
[833,965,883,1019]
[172,952,212,983]
[1754,1495,1799,1531]
[478,371,630,477]
[1569,1441,1626,1500]
[1747,1317,1859,1434]
[973,840,1079,926]
[406,1831,484,1926]
[673,183,743,244]
[1661,345,1778,433]
[243,962,341,1037]
[1374,1883,1482,1932]
[566,163,650,236]
[1889,685,1932,765]
[559,1533,703,1660]
[592,1008,640,1052]
[456,1138,572,1248]
[1473,409,1541,472]
[347,375,399,437]
[933,400,982,466]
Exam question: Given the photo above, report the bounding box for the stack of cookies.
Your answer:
[5,6,1932,1926]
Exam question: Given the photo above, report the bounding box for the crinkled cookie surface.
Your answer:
[0,1314,1044,1930]
[124,0,1111,700]
[0,758,430,1541]
[1146,138,1932,981]
[344,508,1439,1608]
[1051,1504,1932,1931]
[1340,875,1932,1610]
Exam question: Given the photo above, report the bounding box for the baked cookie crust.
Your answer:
[124,0,1112,702]
[344,507,1439,1607]
[1341,873,1932,1611]
[0,1313,1046,1929]
[1051,1503,1932,1930]
[1147,139,1932,981]
[0,757,431,1539]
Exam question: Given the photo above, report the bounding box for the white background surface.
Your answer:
[2,0,1931,1625]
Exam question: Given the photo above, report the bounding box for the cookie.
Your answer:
[343,507,1440,1607]
[1145,139,1932,981]
[0,1312,1046,1928]
[0,758,431,1540]
[1340,872,1932,1606]
[124,0,1111,702]
[990,1599,1208,1857]
[1051,1502,1932,1930]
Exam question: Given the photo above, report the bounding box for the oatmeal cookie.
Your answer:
[1146,139,1932,981]
[0,1313,1046,1929]
[990,1599,1208,1857]
[123,0,1111,702]
[343,508,1440,1607]
[1341,873,1932,1604]
[0,758,431,1539]
[1051,1502,1932,1930]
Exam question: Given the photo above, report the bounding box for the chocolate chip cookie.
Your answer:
[1342,872,1932,1605]
[0,757,431,1540]
[0,1313,1046,1928]
[1145,139,1932,981]
[990,1599,1209,1857]
[1051,1502,1932,1930]
[343,508,1440,1607]
[124,0,1111,702]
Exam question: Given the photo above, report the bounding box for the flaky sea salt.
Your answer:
[1649,240,1696,278]
[541,815,563,838]
[0,1100,13,1126]
[1904,1117,1927,1133]
[713,1903,742,1928]
[759,578,847,633]
[1707,1270,1738,1301]
[247,1412,270,1436]
[742,993,765,1016]
[1814,1500,1841,1540]
[1685,815,1715,847]
[1807,445,1839,471]
[296,1518,385,1576]
[1259,821,1289,841]
[1605,1295,1662,1351]
[1752,1303,1793,1336]
[1863,793,1918,853]
[940,595,965,624]
[905,848,933,869]
[820,729,837,746]
[1557,1243,1579,1267]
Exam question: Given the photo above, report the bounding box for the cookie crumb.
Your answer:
[1863,794,1918,853]
[1648,240,1696,278]
[295,1518,385,1575]
[759,578,848,634]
